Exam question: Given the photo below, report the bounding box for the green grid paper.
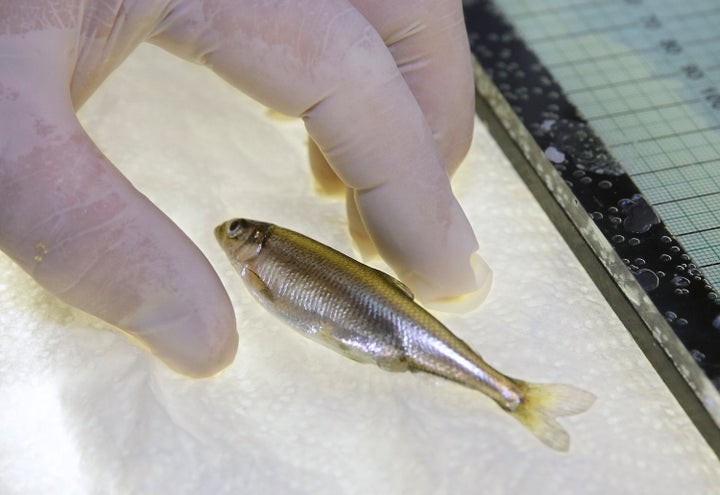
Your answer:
[493,0,720,287]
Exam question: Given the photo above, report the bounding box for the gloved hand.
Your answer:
[0,0,482,377]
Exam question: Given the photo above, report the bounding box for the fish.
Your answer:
[215,218,595,451]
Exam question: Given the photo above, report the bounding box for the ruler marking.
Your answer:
[509,1,605,20]
[654,191,720,207]
[525,6,720,45]
[610,125,720,148]
[565,69,681,95]
[674,6,720,21]
[526,20,637,45]
[547,45,656,69]
[547,34,720,70]
[633,158,720,177]
[678,227,720,237]
[587,97,704,121]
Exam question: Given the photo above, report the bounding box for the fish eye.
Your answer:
[227,219,245,237]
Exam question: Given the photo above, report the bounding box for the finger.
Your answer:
[0,50,237,377]
[307,0,475,260]
[308,137,345,197]
[349,0,475,175]
[151,0,483,302]
[345,189,376,260]
[305,1,474,192]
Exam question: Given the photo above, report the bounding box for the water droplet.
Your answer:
[657,270,666,278]
[671,276,690,288]
[713,315,720,330]
[691,349,705,363]
[659,254,672,262]
[677,318,688,326]
[607,207,619,215]
[579,176,592,185]
[628,238,640,246]
[670,246,681,254]
[660,236,672,244]
[598,180,612,189]
[546,119,624,175]
[635,258,646,266]
[708,292,718,301]
[633,268,659,291]
[544,146,565,164]
[572,170,585,178]
[612,234,625,243]
[591,211,603,221]
[609,216,622,225]
[621,195,660,234]
[674,288,690,296]
[665,311,677,322]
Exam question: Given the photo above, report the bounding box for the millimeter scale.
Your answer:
[463,0,720,452]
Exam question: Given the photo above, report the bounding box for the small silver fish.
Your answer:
[215,218,595,451]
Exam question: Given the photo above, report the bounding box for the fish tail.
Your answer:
[511,382,596,452]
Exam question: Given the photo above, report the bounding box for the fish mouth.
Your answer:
[213,222,227,242]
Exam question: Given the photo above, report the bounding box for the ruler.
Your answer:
[503,0,720,283]
[464,0,720,450]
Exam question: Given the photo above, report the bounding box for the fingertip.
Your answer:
[419,253,493,314]
[125,294,238,379]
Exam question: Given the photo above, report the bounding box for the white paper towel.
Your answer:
[2,43,720,494]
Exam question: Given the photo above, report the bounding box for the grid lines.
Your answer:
[495,0,720,285]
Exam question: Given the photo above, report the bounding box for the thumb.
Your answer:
[0,35,237,377]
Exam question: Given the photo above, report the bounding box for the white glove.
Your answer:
[0,0,482,377]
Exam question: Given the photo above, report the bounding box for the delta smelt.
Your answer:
[215,218,595,451]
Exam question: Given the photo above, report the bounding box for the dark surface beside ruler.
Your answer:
[463,1,720,387]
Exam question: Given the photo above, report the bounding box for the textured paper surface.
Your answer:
[2,44,720,494]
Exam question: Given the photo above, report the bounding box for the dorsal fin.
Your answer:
[377,270,414,300]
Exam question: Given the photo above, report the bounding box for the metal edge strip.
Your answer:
[472,57,720,454]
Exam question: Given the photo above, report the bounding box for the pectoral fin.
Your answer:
[241,266,274,303]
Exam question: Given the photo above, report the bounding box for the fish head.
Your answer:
[214,218,271,263]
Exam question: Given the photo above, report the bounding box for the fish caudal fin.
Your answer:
[511,382,596,452]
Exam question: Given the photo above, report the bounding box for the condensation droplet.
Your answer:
[634,268,659,291]
[671,276,690,288]
[544,146,566,164]
[621,194,660,234]
[598,180,612,189]
[691,349,705,363]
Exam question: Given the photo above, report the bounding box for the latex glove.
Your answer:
[0,0,481,377]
